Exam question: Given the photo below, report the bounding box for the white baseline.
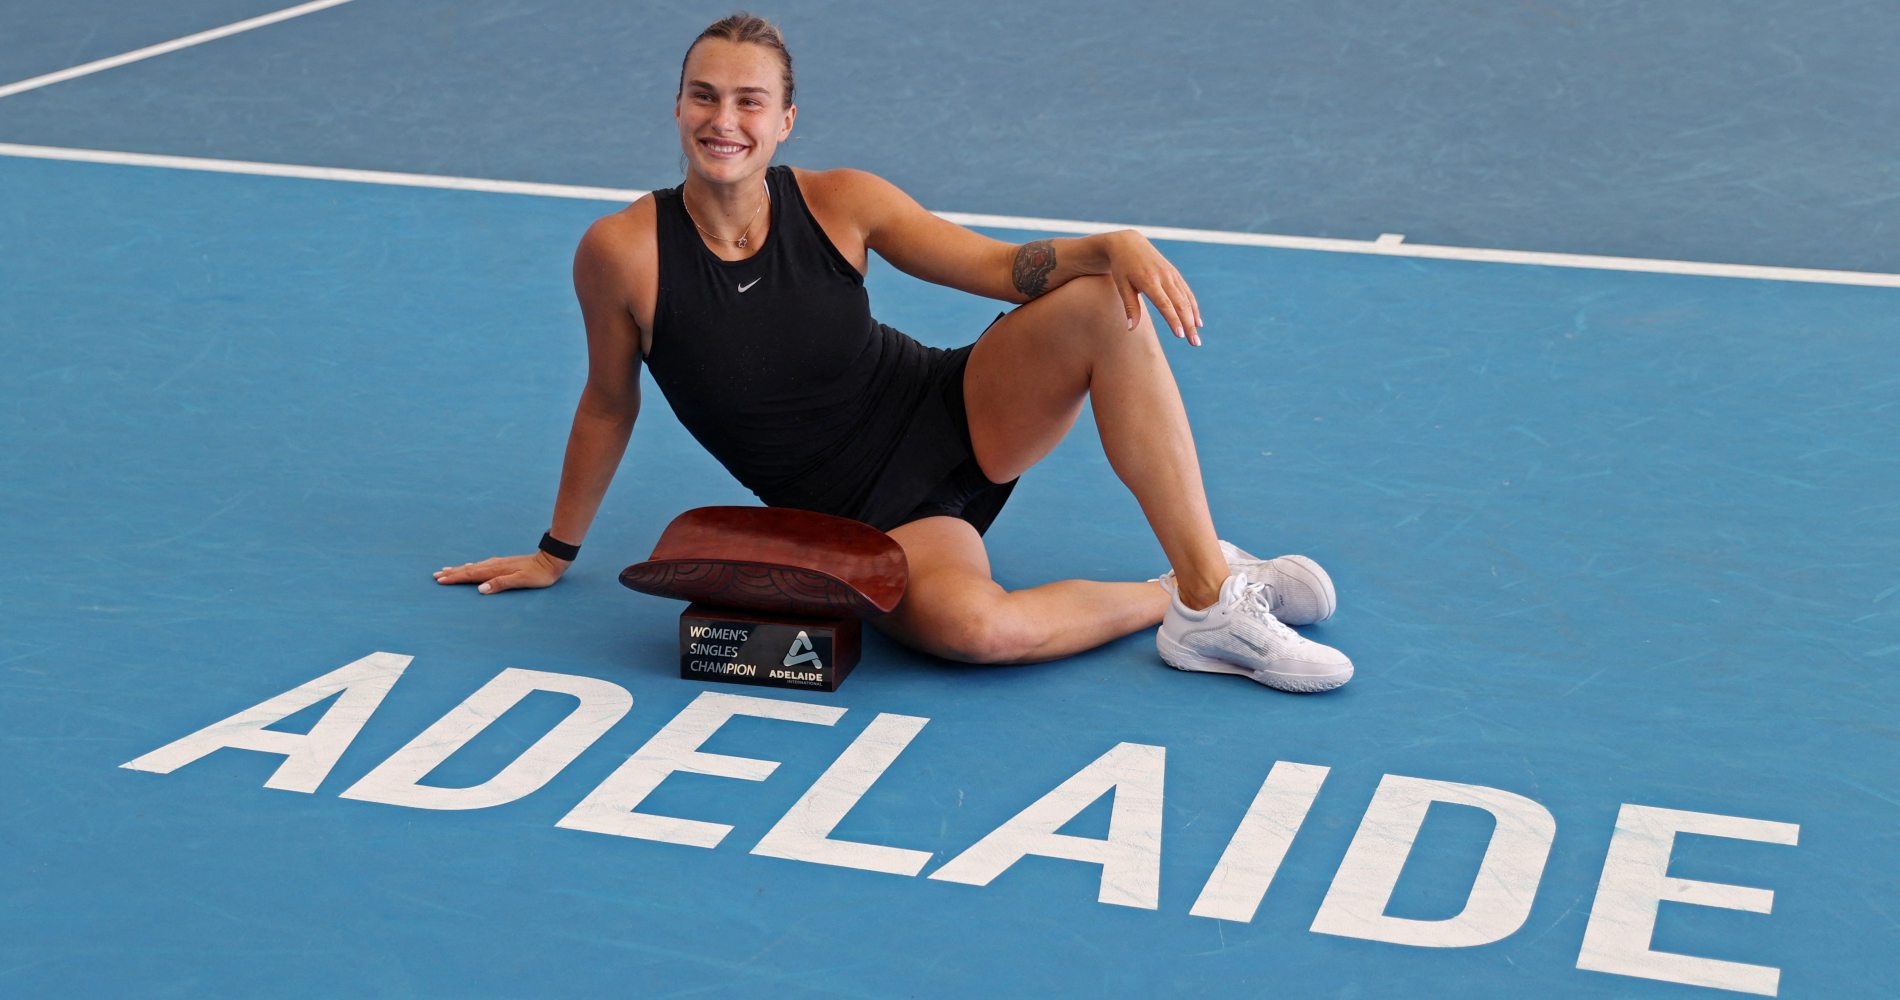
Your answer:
[1,141,1895,290]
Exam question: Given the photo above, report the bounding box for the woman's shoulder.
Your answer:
[586,193,659,239]
[789,167,914,238]
[576,194,660,270]
[574,195,661,334]
[789,165,896,202]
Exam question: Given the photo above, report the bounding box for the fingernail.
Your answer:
[478,583,492,594]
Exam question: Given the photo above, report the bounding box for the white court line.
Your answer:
[0,0,357,101]
[3,140,1898,290]
[0,142,642,201]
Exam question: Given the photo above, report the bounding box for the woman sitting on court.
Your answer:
[435,13,1352,692]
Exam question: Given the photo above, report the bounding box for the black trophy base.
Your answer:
[678,602,860,692]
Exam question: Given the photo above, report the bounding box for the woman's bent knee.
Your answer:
[1043,275,1164,363]
[1047,274,1129,327]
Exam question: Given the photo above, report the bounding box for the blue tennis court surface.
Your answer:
[4,3,1897,997]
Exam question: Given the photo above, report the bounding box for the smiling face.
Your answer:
[675,38,797,186]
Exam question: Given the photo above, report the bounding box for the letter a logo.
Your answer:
[783,631,824,670]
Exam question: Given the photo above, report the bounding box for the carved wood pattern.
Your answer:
[619,506,909,617]
[619,559,874,617]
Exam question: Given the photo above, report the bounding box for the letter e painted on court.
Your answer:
[119,651,412,794]
[1310,774,1555,947]
[339,668,633,810]
[1189,761,1330,922]
[751,713,933,876]
[556,691,844,848]
[1576,804,1799,997]
[928,742,1166,909]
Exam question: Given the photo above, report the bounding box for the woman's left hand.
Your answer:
[1100,229,1204,346]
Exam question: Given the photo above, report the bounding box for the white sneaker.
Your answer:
[1218,541,1336,625]
[1157,575,1353,693]
[1154,541,1338,626]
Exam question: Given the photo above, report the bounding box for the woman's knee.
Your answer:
[1046,274,1132,328]
[1042,275,1162,358]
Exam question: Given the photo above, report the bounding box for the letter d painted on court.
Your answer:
[1311,774,1556,948]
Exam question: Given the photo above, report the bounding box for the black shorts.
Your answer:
[864,321,1017,536]
[892,346,1017,534]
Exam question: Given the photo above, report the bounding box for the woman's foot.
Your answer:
[1156,576,1353,693]
[1154,541,1338,625]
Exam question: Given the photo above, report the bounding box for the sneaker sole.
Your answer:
[1156,632,1353,694]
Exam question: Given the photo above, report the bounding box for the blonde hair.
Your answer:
[678,12,795,107]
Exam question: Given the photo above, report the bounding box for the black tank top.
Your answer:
[646,166,945,521]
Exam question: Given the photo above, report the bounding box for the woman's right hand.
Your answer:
[433,551,570,594]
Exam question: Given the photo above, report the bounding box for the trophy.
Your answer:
[620,507,908,691]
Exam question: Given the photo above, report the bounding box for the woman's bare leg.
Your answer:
[873,280,1351,684]
[874,275,1236,663]
[877,516,1169,663]
[964,274,1228,610]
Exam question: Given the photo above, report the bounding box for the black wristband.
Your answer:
[538,531,580,562]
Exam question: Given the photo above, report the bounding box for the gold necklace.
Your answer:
[683,179,769,249]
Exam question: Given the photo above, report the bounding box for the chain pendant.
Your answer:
[736,235,749,249]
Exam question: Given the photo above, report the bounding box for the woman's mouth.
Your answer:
[700,139,748,157]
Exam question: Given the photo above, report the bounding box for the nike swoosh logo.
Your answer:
[737,278,761,293]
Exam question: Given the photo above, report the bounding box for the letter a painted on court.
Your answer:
[120,651,413,793]
[929,742,1167,909]
[784,631,823,669]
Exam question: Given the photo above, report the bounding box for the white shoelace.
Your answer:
[1237,580,1297,639]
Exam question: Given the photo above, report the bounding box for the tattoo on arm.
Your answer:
[1012,240,1057,298]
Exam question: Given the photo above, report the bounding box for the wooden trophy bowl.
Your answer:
[619,506,909,618]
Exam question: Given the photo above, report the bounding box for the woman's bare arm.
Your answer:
[434,207,650,593]
[809,168,1202,341]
